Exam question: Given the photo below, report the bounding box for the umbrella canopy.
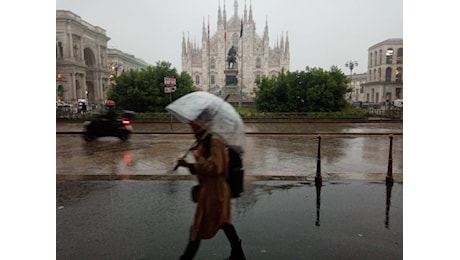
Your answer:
[166,91,246,152]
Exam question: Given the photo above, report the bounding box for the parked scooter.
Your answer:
[83,100,136,141]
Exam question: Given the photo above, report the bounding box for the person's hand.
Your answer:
[177,158,188,168]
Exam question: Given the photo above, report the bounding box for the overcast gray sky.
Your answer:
[55,0,402,74]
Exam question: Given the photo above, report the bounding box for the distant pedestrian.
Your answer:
[176,118,246,260]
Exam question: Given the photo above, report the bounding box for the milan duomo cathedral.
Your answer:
[181,0,290,101]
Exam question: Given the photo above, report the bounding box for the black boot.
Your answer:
[223,224,246,260]
[228,239,246,260]
[179,239,200,260]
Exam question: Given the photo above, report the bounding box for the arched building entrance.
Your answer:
[84,48,96,104]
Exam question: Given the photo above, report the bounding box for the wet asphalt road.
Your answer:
[56,121,403,259]
[56,121,403,181]
[57,180,402,259]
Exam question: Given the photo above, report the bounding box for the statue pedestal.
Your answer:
[223,69,242,106]
[224,69,238,76]
[224,69,238,86]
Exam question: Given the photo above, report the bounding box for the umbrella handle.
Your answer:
[172,130,210,171]
[173,149,190,171]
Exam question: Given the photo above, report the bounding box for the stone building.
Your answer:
[362,38,403,105]
[181,0,290,100]
[56,10,150,105]
[348,73,368,102]
[56,10,111,105]
[107,48,149,78]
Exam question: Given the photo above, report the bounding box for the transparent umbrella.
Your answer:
[165,91,246,153]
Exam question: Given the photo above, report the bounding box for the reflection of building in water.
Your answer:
[181,0,290,99]
[362,136,403,173]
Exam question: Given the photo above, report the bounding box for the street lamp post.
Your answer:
[110,63,122,77]
[345,61,358,101]
[345,61,358,76]
[109,63,122,87]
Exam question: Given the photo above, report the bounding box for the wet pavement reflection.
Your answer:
[57,121,402,181]
[57,179,403,259]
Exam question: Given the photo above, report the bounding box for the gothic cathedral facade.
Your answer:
[181,0,290,100]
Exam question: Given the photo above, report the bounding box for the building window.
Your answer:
[211,75,215,84]
[385,67,392,83]
[211,58,216,69]
[374,51,378,66]
[195,75,200,85]
[395,67,403,83]
[396,88,402,99]
[379,49,383,65]
[386,48,394,64]
[255,57,261,68]
[396,48,403,64]
[56,42,63,58]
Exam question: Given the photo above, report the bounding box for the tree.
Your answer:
[106,61,197,112]
[254,66,351,112]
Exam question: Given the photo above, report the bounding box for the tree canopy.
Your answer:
[106,61,197,112]
[253,66,351,112]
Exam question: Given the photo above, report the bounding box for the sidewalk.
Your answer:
[56,179,402,259]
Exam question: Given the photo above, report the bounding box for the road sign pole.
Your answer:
[169,92,173,130]
[164,76,177,131]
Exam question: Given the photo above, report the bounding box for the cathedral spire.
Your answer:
[285,31,290,54]
[182,32,186,54]
[187,32,191,51]
[280,31,285,52]
[234,0,238,17]
[244,0,247,23]
[263,17,269,40]
[218,1,222,26]
[223,0,227,28]
[202,17,207,42]
[249,0,253,22]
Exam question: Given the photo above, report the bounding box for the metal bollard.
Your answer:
[315,135,322,187]
[315,184,321,226]
[386,135,394,186]
[385,182,393,228]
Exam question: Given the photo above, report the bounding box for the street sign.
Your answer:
[164,76,176,86]
[164,86,176,93]
[164,76,176,93]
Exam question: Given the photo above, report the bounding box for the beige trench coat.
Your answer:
[190,134,231,240]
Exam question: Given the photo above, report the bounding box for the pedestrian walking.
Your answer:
[176,118,246,260]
